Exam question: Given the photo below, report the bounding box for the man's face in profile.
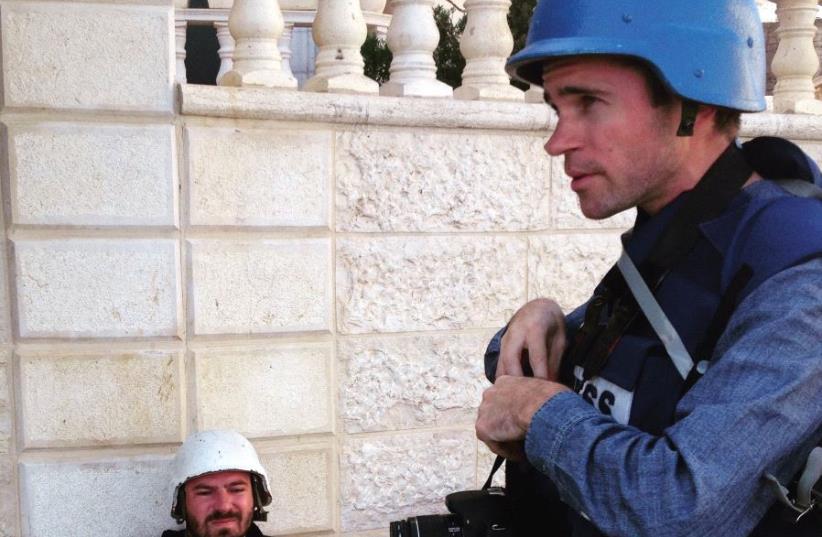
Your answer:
[184,470,254,537]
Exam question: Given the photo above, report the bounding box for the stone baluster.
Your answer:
[380,0,453,97]
[175,19,187,84]
[214,22,235,85]
[305,0,378,94]
[454,0,523,101]
[279,23,296,79]
[524,84,544,104]
[771,0,822,114]
[219,0,298,88]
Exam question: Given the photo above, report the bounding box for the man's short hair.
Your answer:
[611,56,742,137]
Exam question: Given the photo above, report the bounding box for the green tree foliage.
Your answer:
[508,0,537,55]
[361,1,534,88]
[433,6,467,88]
[361,32,392,84]
[507,0,537,89]
[361,6,466,87]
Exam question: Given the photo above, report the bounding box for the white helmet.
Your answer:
[169,430,272,523]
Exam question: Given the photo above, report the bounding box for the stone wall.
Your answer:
[2,2,822,537]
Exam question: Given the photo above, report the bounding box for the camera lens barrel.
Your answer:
[389,514,464,536]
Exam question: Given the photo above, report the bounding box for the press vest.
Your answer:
[554,179,822,536]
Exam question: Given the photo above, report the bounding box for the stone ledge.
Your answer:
[180,84,551,131]
[180,84,822,140]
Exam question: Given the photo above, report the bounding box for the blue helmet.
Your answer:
[506,0,767,112]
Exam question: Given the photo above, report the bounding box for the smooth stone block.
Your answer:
[1,4,173,112]
[257,447,334,535]
[187,127,330,227]
[14,239,181,338]
[9,123,177,226]
[194,344,332,436]
[188,239,331,335]
[19,456,172,537]
[18,351,182,448]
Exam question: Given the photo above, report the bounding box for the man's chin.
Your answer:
[187,517,251,537]
[209,520,248,537]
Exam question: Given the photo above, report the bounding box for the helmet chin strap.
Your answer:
[677,100,699,136]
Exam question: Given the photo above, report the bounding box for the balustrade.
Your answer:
[455,0,523,101]
[173,0,821,114]
[214,21,234,84]
[380,0,453,97]
[771,0,822,114]
[305,0,379,94]
[175,20,187,84]
[218,0,297,88]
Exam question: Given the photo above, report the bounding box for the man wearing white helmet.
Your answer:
[475,0,822,536]
[163,430,273,537]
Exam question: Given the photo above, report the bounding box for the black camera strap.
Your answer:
[483,456,506,490]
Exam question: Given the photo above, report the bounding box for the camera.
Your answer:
[389,487,512,537]
[389,514,465,537]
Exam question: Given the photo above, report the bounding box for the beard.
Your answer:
[185,509,253,537]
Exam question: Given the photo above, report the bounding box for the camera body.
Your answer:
[389,514,464,537]
[389,487,512,537]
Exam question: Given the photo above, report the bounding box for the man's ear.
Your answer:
[693,105,719,132]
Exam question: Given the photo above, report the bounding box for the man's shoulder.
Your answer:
[160,530,185,537]
[700,181,822,295]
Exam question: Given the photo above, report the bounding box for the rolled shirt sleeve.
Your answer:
[524,258,822,536]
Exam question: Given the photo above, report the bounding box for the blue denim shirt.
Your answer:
[523,258,822,536]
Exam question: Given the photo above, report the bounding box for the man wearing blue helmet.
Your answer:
[475,1,822,536]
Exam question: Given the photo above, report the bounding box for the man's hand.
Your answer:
[476,375,570,460]
[497,298,566,380]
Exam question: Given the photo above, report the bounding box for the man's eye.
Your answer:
[580,95,600,109]
[195,490,212,496]
[229,486,247,494]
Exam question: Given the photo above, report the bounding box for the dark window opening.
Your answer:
[184,0,221,85]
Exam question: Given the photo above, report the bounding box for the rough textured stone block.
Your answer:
[14,239,181,338]
[337,237,526,334]
[1,4,172,112]
[550,155,636,230]
[19,352,182,448]
[341,430,476,531]
[339,333,491,433]
[257,447,333,535]
[9,123,177,226]
[187,127,330,227]
[528,233,622,311]
[194,344,332,436]
[189,239,330,335]
[19,456,172,537]
[336,130,551,232]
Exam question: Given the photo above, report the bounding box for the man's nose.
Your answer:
[214,490,234,511]
[545,118,580,156]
